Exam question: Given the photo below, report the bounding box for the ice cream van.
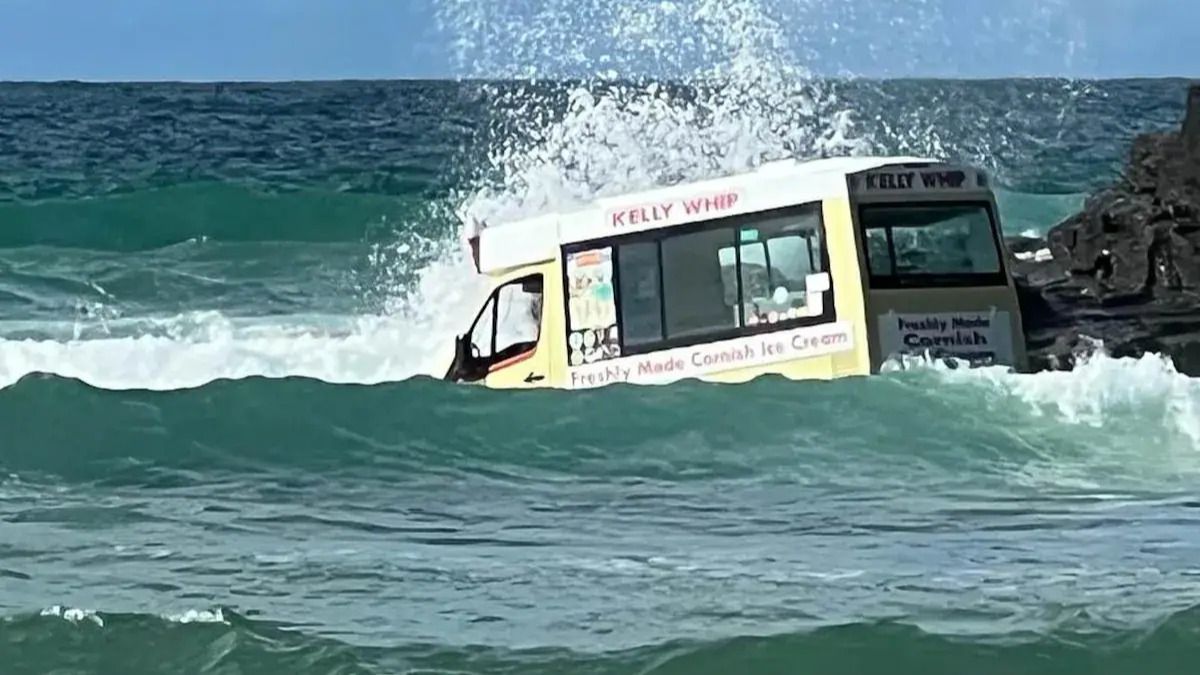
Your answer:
[442,156,1029,389]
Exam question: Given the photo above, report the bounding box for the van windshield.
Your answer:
[859,203,1005,287]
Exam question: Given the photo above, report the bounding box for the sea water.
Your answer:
[1,1,1198,673]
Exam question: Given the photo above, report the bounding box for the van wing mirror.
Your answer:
[444,334,470,381]
[445,333,492,383]
[467,235,482,273]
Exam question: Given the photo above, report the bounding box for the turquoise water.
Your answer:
[2,68,1199,675]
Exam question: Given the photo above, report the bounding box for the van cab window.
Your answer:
[493,281,542,358]
[451,275,543,382]
[859,203,1004,286]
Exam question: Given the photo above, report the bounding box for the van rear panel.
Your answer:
[847,164,1028,371]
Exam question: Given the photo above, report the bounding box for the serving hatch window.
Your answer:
[563,202,835,362]
[662,227,739,339]
[717,213,826,327]
[859,203,1005,286]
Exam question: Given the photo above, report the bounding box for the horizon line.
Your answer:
[2,74,1198,86]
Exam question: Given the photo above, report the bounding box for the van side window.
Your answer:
[719,212,827,326]
[617,242,663,349]
[859,203,1005,287]
[661,228,739,338]
[563,202,834,361]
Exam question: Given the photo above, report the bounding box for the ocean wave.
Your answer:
[2,352,1197,489]
[0,79,472,204]
[31,605,225,628]
[5,605,1200,675]
[0,182,429,251]
[0,241,378,327]
[2,608,374,675]
[0,310,462,391]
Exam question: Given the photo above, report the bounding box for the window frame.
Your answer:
[857,200,1010,289]
[560,201,836,359]
[464,273,544,372]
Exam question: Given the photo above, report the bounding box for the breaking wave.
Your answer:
[6,605,1200,675]
[2,351,1198,492]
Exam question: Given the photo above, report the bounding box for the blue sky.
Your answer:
[0,0,1196,81]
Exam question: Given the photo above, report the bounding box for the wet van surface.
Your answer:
[847,165,1027,371]
[443,156,1028,390]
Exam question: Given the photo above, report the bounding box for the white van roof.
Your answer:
[473,154,987,274]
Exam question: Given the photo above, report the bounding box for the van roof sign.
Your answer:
[850,166,988,194]
[604,188,743,234]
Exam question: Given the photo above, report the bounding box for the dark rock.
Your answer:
[1011,83,1200,374]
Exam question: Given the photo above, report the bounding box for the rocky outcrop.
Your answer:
[1011,83,1200,374]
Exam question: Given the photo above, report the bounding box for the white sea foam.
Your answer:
[40,605,104,627]
[166,609,227,624]
[919,347,1200,448]
[36,606,228,626]
[997,352,1200,445]
[0,311,464,391]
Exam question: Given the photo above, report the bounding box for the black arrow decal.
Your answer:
[524,373,545,383]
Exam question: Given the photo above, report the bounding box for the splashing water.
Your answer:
[432,0,1094,223]
[437,0,872,229]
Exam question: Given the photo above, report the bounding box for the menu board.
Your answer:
[565,248,620,365]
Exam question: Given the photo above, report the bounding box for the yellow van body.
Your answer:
[442,157,1028,390]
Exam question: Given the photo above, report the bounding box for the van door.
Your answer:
[444,273,552,387]
[856,200,1028,371]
